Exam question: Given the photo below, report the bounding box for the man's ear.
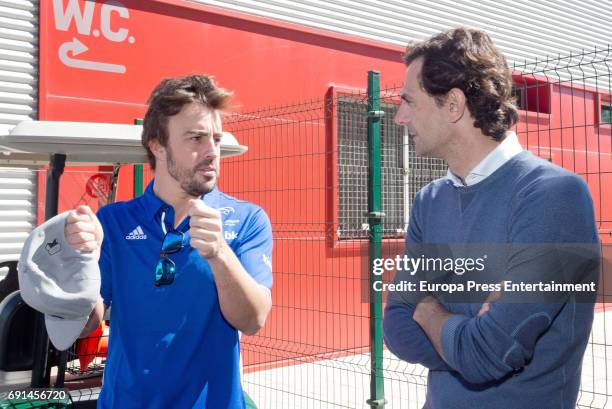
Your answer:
[446,88,467,123]
[149,139,166,163]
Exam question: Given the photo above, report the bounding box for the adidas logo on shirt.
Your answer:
[126,226,147,240]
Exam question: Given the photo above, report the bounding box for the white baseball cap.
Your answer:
[17,211,101,351]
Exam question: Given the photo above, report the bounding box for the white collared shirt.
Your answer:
[446,132,523,187]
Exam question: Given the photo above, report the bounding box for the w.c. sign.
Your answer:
[52,0,135,74]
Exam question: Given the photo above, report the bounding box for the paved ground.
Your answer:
[243,310,612,409]
[1,309,610,408]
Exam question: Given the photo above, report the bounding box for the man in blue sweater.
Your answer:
[383,28,600,408]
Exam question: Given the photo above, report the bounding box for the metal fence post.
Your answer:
[31,153,67,387]
[366,70,386,408]
[134,119,144,197]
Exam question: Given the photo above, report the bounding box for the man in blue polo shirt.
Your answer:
[64,74,273,408]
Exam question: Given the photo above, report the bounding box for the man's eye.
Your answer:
[191,136,202,141]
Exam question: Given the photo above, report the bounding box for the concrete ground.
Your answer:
[1,311,609,408]
[243,310,612,409]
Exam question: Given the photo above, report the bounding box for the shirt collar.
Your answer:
[142,181,165,221]
[141,180,221,221]
[446,131,523,187]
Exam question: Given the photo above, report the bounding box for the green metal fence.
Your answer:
[120,47,612,408]
[366,70,386,409]
[217,46,612,409]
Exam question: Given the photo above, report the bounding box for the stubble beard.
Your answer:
[166,145,217,197]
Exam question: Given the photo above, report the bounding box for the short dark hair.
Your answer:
[142,74,233,169]
[404,28,518,141]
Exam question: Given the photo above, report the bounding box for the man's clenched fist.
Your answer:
[189,199,226,259]
[64,205,103,254]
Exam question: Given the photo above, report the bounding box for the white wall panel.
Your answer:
[193,0,611,88]
[0,0,37,269]
[0,168,36,267]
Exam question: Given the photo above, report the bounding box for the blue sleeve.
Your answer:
[97,207,112,307]
[383,191,452,370]
[440,174,600,384]
[235,207,273,289]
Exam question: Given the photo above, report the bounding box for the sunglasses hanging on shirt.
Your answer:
[154,210,186,286]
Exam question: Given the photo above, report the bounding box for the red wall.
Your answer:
[40,1,611,370]
[40,0,405,212]
[513,83,612,243]
[40,0,406,368]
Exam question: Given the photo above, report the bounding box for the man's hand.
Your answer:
[413,295,454,362]
[188,199,271,335]
[189,199,227,259]
[478,285,503,316]
[64,206,103,254]
[414,295,452,325]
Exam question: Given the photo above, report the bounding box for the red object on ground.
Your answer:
[76,322,109,372]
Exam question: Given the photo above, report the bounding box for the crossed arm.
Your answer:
[383,175,600,383]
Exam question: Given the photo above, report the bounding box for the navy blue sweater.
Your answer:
[383,151,600,409]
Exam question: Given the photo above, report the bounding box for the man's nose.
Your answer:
[394,106,410,126]
[203,148,218,161]
[200,139,218,159]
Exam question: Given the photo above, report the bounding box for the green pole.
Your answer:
[134,119,144,197]
[366,70,386,408]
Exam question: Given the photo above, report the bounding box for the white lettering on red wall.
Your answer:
[52,0,134,74]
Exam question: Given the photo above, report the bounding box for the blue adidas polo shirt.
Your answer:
[95,181,273,409]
